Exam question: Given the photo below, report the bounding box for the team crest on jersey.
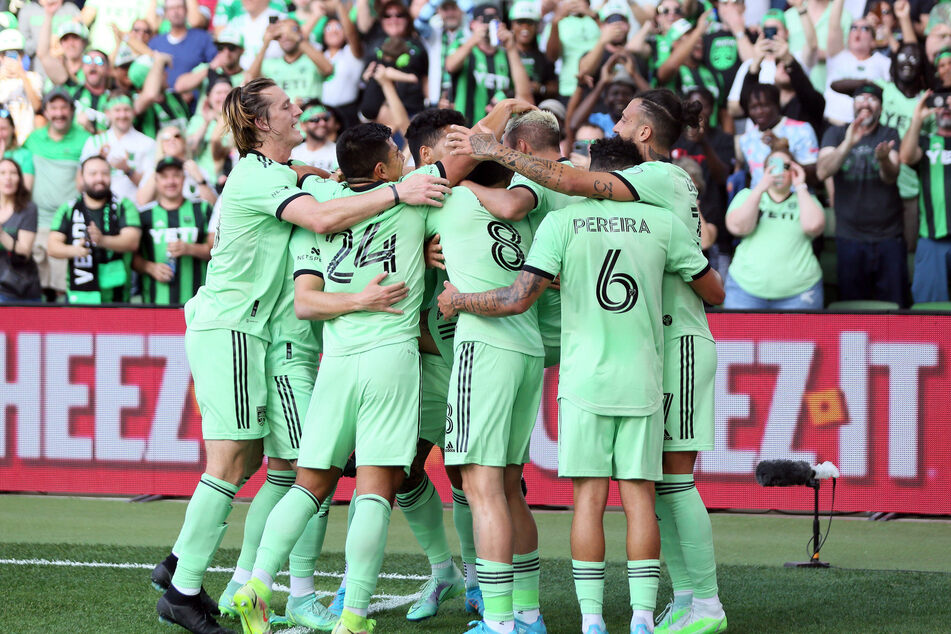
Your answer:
[257,406,267,425]
[663,314,673,326]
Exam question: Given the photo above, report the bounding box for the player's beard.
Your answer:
[86,185,111,201]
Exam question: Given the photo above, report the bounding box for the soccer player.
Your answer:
[437,137,725,634]
[462,109,583,367]
[152,77,449,634]
[427,157,547,634]
[133,157,214,305]
[448,89,729,633]
[229,122,457,634]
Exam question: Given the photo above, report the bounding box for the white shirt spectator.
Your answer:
[824,49,890,124]
[739,116,818,187]
[81,128,156,202]
[291,141,337,173]
[320,45,363,108]
[232,8,285,69]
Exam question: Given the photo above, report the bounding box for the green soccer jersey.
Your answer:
[270,226,323,375]
[185,151,312,339]
[509,160,582,351]
[138,199,213,305]
[50,195,141,303]
[524,199,709,415]
[4,147,34,175]
[24,123,90,226]
[298,179,428,356]
[726,187,824,298]
[262,55,324,104]
[423,267,457,365]
[613,161,712,342]
[427,186,543,357]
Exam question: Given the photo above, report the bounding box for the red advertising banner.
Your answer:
[1,308,949,514]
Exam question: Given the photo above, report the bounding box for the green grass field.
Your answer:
[2,495,950,633]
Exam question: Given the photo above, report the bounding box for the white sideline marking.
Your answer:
[0,558,427,581]
[0,558,423,614]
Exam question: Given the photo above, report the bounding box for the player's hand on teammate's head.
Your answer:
[447,124,498,160]
[397,173,451,207]
[424,234,446,270]
[359,272,408,314]
[437,280,460,319]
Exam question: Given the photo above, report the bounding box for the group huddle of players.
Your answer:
[148,77,729,634]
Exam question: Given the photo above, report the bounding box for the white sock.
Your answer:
[290,574,315,598]
[231,567,251,585]
[251,569,274,589]
[346,606,368,617]
[432,558,453,577]
[463,562,478,589]
[581,614,606,632]
[485,618,515,633]
[693,595,724,617]
[516,608,540,623]
[673,590,693,608]
[631,610,654,631]
[172,583,200,596]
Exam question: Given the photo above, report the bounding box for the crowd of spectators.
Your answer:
[1,0,951,308]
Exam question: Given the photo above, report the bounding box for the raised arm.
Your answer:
[787,0,818,65]
[282,172,451,234]
[502,27,535,103]
[894,0,917,45]
[826,0,846,58]
[447,126,635,201]
[445,25,484,75]
[38,0,69,86]
[725,183,767,236]
[300,38,334,77]
[816,119,861,180]
[791,165,825,236]
[657,12,710,83]
[337,0,364,59]
[294,271,409,320]
[437,270,550,318]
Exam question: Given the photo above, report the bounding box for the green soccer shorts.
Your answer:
[185,327,269,441]
[444,341,544,468]
[557,398,664,481]
[419,352,451,448]
[662,335,716,452]
[263,370,317,460]
[297,340,421,471]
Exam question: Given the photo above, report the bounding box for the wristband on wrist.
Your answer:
[798,8,807,14]
[390,184,400,205]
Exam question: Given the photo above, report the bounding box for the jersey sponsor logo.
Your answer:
[757,205,798,221]
[925,143,951,165]
[595,249,638,313]
[472,70,511,92]
[486,221,526,271]
[572,216,652,234]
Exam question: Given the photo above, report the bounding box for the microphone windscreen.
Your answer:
[755,459,815,486]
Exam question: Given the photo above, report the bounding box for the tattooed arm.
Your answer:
[448,127,636,201]
[438,271,551,319]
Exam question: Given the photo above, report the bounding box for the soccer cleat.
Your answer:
[464,587,484,615]
[150,555,221,617]
[406,567,467,621]
[585,625,609,634]
[330,609,376,633]
[516,614,548,633]
[630,625,651,634]
[465,620,509,633]
[328,583,347,616]
[218,580,243,618]
[232,578,272,634]
[655,599,691,632]
[157,591,235,634]
[285,593,338,630]
[667,608,727,634]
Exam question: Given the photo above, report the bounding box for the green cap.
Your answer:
[55,20,89,40]
[761,8,786,27]
[0,28,24,52]
[0,11,18,30]
[106,94,134,109]
[937,47,951,63]
[509,0,541,21]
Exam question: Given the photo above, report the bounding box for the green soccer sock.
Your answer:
[571,559,605,616]
[512,550,540,614]
[235,470,295,573]
[477,558,515,624]
[655,484,692,593]
[452,486,477,561]
[252,484,320,583]
[627,559,661,611]
[396,475,453,569]
[288,483,336,586]
[170,474,238,592]
[662,474,719,599]
[343,494,392,611]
